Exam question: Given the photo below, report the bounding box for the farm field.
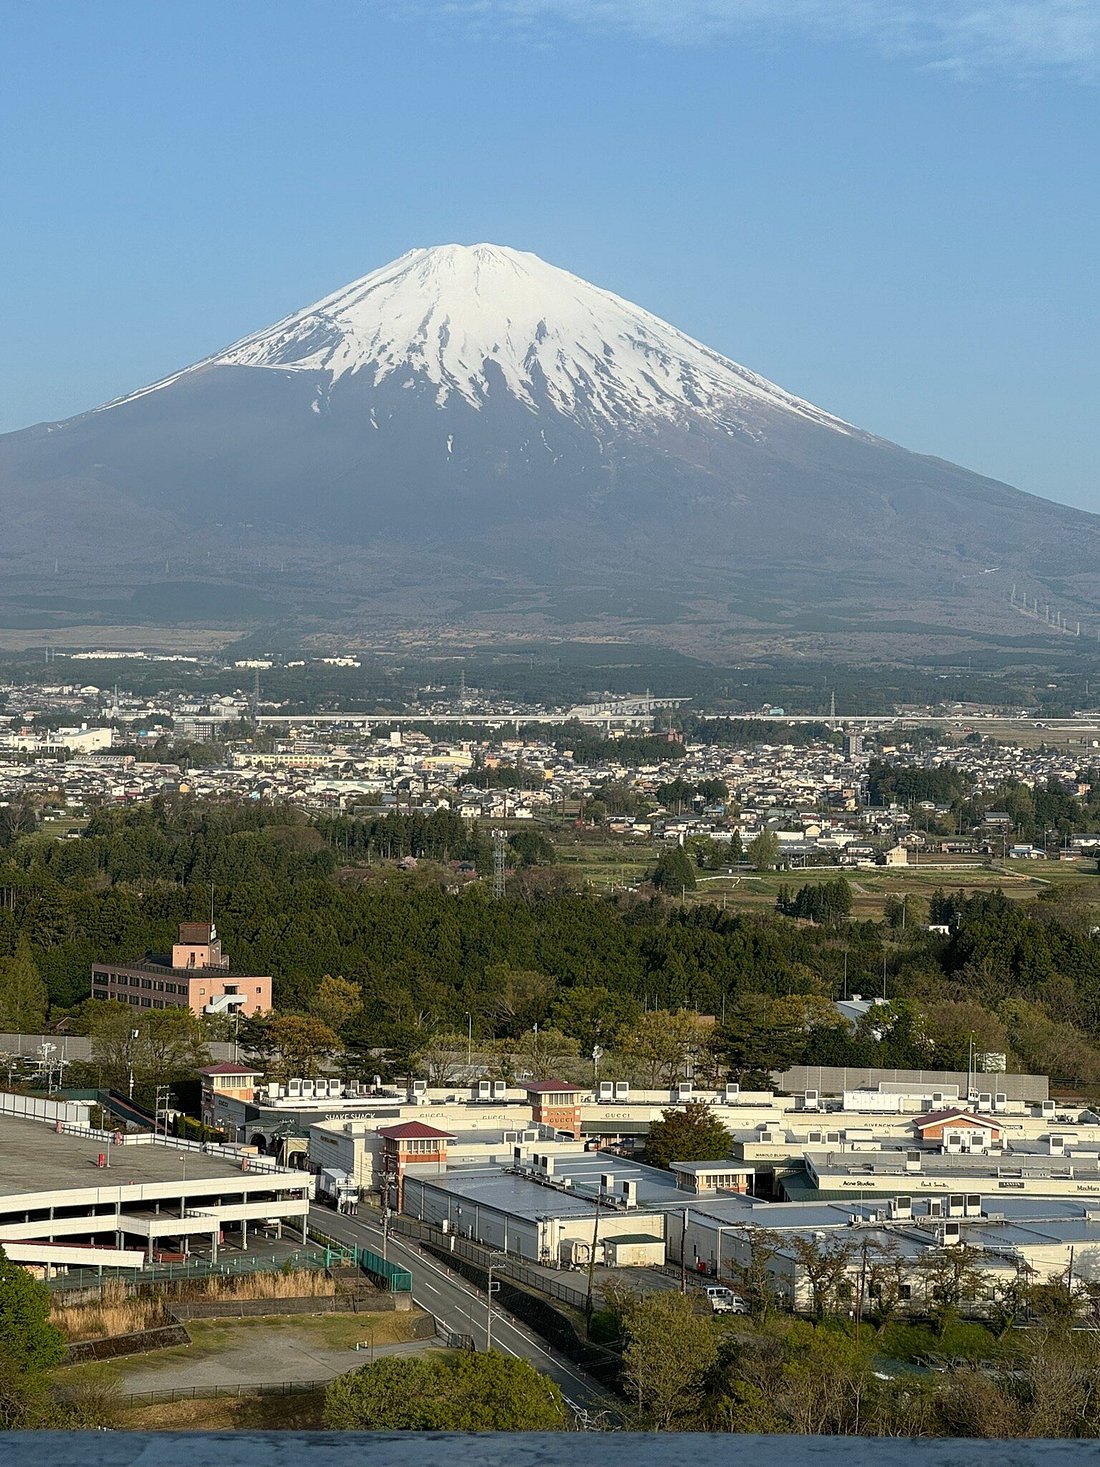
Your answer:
[548,827,1100,920]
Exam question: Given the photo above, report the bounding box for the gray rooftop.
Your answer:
[0,1115,271,1199]
[410,1152,685,1222]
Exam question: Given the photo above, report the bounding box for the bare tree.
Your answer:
[789,1235,855,1321]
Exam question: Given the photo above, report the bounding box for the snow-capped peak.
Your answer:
[101,243,854,435]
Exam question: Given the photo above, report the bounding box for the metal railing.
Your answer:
[46,1243,355,1292]
[52,1122,291,1171]
[390,1215,590,1310]
[123,1378,330,1408]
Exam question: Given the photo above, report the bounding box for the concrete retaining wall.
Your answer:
[63,1323,190,1364]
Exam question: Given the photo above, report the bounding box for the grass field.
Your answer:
[552,833,654,890]
[550,828,1100,921]
[687,858,1100,919]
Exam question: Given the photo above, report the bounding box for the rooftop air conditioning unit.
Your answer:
[1041,1100,1056,1117]
[906,1151,923,1173]
[287,1079,302,1098]
[932,1092,945,1106]
[493,1081,507,1100]
[599,1081,614,1101]
[676,1082,693,1101]
[301,1080,315,1098]
[965,1194,982,1217]
[477,1080,491,1100]
[614,1082,630,1101]
[329,1080,344,1097]
[943,1221,961,1243]
[724,1084,740,1101]
[314,1080,328,1099]
[994,1093,1007,1110]
[892,1196,913,1219]
[807,1131,823,1145]
[928,1199,943,1217]
[621,1179,638,1208]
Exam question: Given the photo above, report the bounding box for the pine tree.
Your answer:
[0,939,48,1033]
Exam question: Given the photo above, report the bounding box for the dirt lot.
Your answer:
[60,1310,431,1397]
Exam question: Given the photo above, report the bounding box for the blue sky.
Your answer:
[3,1,1097,509]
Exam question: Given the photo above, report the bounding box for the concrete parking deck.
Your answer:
[0,1115,251,1195]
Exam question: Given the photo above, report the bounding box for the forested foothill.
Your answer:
[2,795,1100,1096]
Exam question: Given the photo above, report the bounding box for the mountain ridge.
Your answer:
[1,242,1098,654]
[96,243,861,437]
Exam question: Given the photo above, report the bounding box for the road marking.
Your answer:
[314,1211,608,1402]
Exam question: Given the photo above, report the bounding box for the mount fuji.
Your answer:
[2,243,1098,648]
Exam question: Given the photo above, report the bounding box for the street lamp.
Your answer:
[127,1029,139,1099]
[592,1045,603,1085]
[464,1011,473,1070]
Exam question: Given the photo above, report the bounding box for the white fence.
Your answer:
[0,1090,90,1125]
[52,1121,292,1173]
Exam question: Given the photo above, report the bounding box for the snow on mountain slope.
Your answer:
[101,243,858,436]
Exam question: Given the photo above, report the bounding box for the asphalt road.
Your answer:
[308,1205,617,1419]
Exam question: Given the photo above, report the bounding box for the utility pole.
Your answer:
[680,1207,689,1294]
[486,1257,502,1351]
[584,1189,605,1327]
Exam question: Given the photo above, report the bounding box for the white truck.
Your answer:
[703,1285,748,1314]
[316,1166,359,1213]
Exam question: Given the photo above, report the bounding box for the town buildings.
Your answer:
[92,922,272,1017]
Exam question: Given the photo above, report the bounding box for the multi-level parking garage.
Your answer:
[0,1113,311,1274]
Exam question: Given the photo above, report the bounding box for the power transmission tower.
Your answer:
[491,828,507,900]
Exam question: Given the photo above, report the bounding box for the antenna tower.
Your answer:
[491,828,507,900]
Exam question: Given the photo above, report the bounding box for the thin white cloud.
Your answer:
[409,0,1100,77]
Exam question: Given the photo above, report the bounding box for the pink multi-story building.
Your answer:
[91,922,272,1017]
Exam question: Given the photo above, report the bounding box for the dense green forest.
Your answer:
[2,797,1100,1091]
